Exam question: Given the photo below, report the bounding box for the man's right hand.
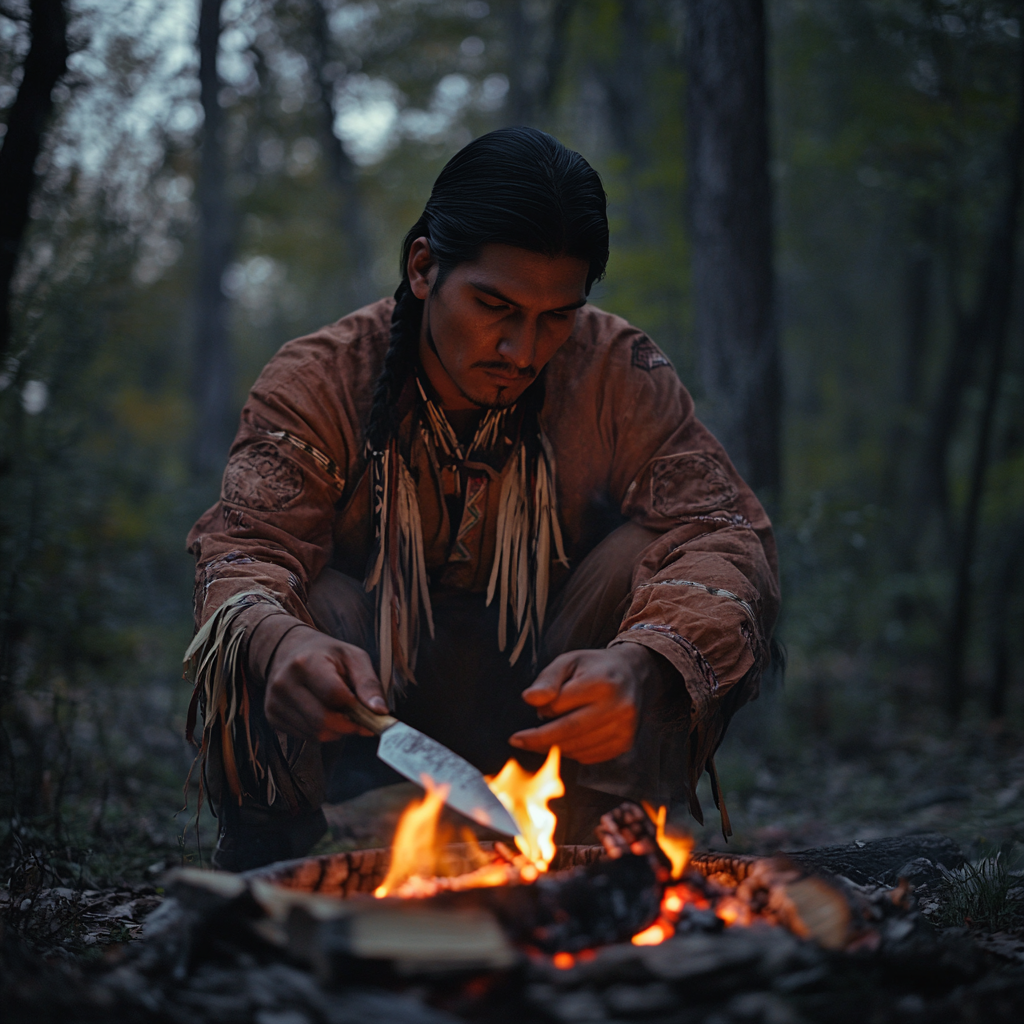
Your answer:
[263,625,388,742]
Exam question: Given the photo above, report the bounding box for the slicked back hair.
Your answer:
[365,127,609,452]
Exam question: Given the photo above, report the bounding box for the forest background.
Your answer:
[1,0,1023,887]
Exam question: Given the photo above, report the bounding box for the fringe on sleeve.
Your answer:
[183,589,288,814]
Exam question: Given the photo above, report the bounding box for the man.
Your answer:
[186,127,780,872]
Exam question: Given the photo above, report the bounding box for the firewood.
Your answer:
[433,853,663,953]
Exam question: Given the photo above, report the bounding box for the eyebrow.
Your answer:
[469,280,588,313]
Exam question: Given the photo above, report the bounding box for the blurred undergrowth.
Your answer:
[936,855,1024,931]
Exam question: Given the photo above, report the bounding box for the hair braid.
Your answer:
[366,279,423,452]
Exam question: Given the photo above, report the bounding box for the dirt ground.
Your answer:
[2,677,1022,965]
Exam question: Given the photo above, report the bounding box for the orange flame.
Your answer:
[643,802,693,879]
[486,746,564,872]
[632,920,672,946]
[374,776,449,897]
[374,750,564,897]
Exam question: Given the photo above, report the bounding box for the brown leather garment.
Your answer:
[186,299,780,820]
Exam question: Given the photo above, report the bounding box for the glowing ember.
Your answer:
[552,951,575,969]
[486,746,564,872]
[631,921,672,946]
[643,801,693,879]
[374,776,449,897]
[715,895,753,927]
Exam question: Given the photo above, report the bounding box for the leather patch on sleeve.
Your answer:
[223,441,304,511]
[650,452,738,516]
[631,334,671,371]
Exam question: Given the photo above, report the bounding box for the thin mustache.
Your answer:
[472,361,536,379]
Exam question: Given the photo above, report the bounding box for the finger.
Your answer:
[521,654,577,707]
[509,706,609,751]
[536,675,616,717]
[297,653,358,712]
[271,679,338,740]
[563,724,633,763]
[341,646,389,715]
[266,699,319,740]
[556,720,624,758]
[318,709,372,742]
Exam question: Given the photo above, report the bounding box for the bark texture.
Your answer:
[0,0,68,358]
[193,0,236,475]
[685,0,781,497]
[943,30,1024,720]
[504,0,577,127]
[308,0,374,310]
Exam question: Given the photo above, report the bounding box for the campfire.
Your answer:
[125,783,974,1024]
[283,746,857,959]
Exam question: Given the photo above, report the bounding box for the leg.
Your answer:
[211,568,376,871]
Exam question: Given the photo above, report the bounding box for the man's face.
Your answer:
[408,239,590,410]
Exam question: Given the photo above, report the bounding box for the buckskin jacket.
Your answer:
[186,298,780,823]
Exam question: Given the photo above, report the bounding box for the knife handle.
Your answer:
[345,701,398,736]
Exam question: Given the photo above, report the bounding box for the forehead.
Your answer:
[451,243,589,302]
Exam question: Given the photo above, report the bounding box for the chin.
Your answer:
[461,379,527,410]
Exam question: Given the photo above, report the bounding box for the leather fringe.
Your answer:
[366,440,434,701]
[366,385,567,696]
[486,434,568,665]
[183,589,286,814]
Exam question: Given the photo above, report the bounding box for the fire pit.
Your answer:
[70,791,1005,1024]
[231,747,864,971]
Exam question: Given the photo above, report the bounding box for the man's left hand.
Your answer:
[508,644,660,764]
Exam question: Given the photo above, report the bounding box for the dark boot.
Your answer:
[211,806,328,873]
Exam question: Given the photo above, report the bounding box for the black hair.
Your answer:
[365,126,609,452]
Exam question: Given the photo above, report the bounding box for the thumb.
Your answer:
[346,648,389,715]
[522,655,575,707]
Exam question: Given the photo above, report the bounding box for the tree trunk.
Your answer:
[988,520,1024,720]
[943,35,1024,721]
[308,0,374,310]
[192,0,236,476]
[504,0,577,127]
[685,0,781,499]
[0,0,68,359]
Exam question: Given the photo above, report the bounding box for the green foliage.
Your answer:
[936,855,1024,930]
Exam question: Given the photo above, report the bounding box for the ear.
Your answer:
[407,237,435,300]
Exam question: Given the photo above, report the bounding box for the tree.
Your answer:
[503,0,577,127]
[0,0,68,359]
[684,0,781,498]
[193,0,236,475]
[308,0,373,309]
[944,30,1024,719]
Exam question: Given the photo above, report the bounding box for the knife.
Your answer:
[344,702,522,838]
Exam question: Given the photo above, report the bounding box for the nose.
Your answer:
[498,317,538,369]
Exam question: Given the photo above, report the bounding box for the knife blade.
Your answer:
[343,702,522,838]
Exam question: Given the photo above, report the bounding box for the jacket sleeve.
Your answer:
[602,329,780,816]
[186,330,363,676]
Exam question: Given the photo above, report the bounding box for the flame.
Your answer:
[374,750,564,898]
[374,776,449,897]
[643,802,693,879]
[486,746,564,872]
[632,921,672,946]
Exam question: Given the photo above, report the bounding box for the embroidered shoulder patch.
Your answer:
[650,451,738,516]
[223,441,304,511]
[631,335,671,371]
